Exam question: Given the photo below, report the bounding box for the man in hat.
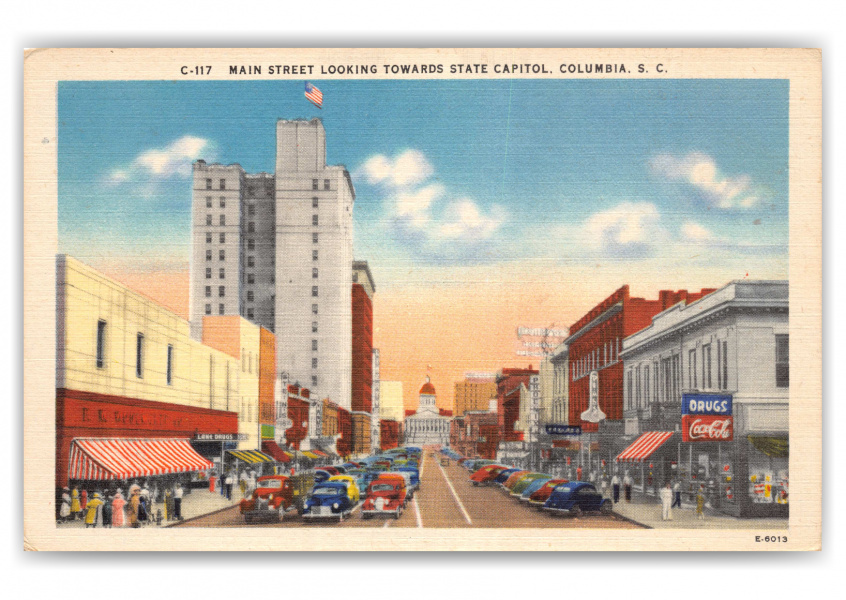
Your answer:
[59,487,72,523]
[173,483,184,520]
[84,492,104,528]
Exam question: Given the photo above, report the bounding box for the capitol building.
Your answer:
[404,377,451,447]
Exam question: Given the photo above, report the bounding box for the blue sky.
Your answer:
[58,79,789,285]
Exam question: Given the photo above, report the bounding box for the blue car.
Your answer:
[493,468,522,485]
[392,466,420,490]
[302,481,356,521]
[313,469,333,484]
[543,482,613,517]
[519,477,553,502]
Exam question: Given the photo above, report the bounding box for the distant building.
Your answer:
[454,375,498,416]
[379,381,405,422]
[404,377,451,447]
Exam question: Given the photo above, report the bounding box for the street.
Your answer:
[174,452,642,529]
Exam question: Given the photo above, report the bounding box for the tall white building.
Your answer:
[189,118,355,410]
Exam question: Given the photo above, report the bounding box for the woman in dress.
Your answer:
[70,487,81,520]
[111,491,126,527]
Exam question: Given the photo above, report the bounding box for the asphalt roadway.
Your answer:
[173,451,641,529]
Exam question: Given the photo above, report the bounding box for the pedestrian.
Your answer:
[102,492,113,528]
[111,491,126,527]
[696,485,706,521]
[59,487,72,523]
[611,473,621,504]
[576,465,583,481]
[128,488,141,528]
[224,471,234,500]
[599,477,608,498]
[209,471,217,494]
[174,483,184,520]
[659,482,673,521]
[239,470,248,498]
[248,470,257,495]
[672,480,682,509]
[623,471,633,502]
[137,491,148,525]
[84,492,104,528]
[70,487,81,520]
[164,487,174,521]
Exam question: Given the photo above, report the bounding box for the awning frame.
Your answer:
[615,431,675,463]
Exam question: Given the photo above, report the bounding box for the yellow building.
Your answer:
[454,379,498,416]
[378,381,404,422]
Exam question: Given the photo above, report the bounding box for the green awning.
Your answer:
[747,435,789,458]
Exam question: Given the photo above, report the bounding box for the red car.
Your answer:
[528,478,569,507]
[361,475,408,520]
[470,465,508,486]
[238,474,315,523]
[316,466,340,476]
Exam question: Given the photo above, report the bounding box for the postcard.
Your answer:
[23,48,821,551]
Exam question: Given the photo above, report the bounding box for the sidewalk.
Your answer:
[609,492,788,530]
[56,487,243,529]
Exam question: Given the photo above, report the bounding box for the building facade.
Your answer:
[619,280,789,518]
[403,377,451,447]
[454,375,498,417]
[495,367,538,444]
[189,119,355,412]
[378,381,405,422]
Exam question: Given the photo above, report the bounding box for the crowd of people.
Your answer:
[58,481,187,528]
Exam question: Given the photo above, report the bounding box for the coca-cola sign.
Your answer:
[682,415,734,442]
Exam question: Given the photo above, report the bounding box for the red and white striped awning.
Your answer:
[615,431,675,463]
[68,438,213,480]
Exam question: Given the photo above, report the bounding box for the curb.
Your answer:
[166,503,239,527]
[606,509,653,529]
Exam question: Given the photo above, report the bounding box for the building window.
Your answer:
[205,303,211,315]
[688,349,697,389]
[219,268,225,279]
[247,222,255,233]
[324,179,330,190]
[220,178,226,190]
[312,249,318,261]
[643,365,650,407]
[672,354,680,400]
[247,291,254,301]
[248,204,256,216]
[721,340,728,390]
[702,343,712,389]
[776,335,789,388]
[312,179,319,190]
[247,273,255,284]
[312,286,318,297]
[312,233,319,244]
[219,286,225,297]
[219,214,225,226]
[312,214,319,226]
[206,178,212,190]
[205,286,211,297]
[219,233,225,244]
[96,320,106,369]
[312,304,318,315]
[206,233,212,244]
[312,197,319,209]
[653,362,659,403]
[219,249,225,261]
[219,303,225,315]
[312,357,318,369]
[220,197,225,208]
[135,333,144,379]
[205,267,211,279]
[206,250,212,261]
[206,215,212,226]
[626,369,633,410]
[206,196,212,208]
[312,376,318,387]
[247,239,255,250]
[247,308,254,319]
[312,267,318,279]
[312,339,318,351]
[166,344,174,386]
[247,256,255,267]
[312,321,318,333]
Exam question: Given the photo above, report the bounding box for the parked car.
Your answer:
[527,479,568,506]
[302,481,357,522]
[377,473,412,506]
[392,466,420,490]
[502,470,531,491]
[470,465,509,485]
[327,475,360,503]
[510,473,553,497]
[518,476,554,501]
[493,468,523,485]
[238,473,315,523]
[316,466,340,476]
[361,475,408,520]
[313,469,334,484]
[543,482,613,517]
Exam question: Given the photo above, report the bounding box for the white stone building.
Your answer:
[403,377,451,447]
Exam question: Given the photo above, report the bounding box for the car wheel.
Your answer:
[600,502,613,515]
[471,481,478,486]
[570,506,583,518]
[362,513,372,520]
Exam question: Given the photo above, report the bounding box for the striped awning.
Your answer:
[68,438,213,481]
[311,450,328,457]
[300,451,320,459]
[226,449,275,464]
[261,441,292,463]
[615,431,675,463]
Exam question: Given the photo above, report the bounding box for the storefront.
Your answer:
[615,431,677,495]
[56,388,239,491]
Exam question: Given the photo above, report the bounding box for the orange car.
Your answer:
[469,464,509,486]
[502,470,530,491]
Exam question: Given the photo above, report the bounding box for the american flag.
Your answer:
[305,82,323,109]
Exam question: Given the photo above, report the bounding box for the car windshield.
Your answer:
[257,479,283,488]
[312,487,341,496]
[370,484,395,492]
[554,485,572,493]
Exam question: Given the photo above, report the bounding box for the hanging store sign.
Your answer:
[194,433,249,441]
[682,415,734,442]
[545,424,583,436]
[681,393,733,416]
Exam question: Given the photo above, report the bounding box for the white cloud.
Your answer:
[106,135,215,185]
[394,184,444,229]
[582,202,666,257]
[360,149,433,187]
[650,152,760,209]
[437,200,506,240]
[681,220,717,243]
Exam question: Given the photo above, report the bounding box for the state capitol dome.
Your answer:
[419,376,436,396]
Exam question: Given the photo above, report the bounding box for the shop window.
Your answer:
[166,344,174,386]
[96,320,106,368]
[135,333,144,379]
[776,335,789,388]
[747,436,789,506]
